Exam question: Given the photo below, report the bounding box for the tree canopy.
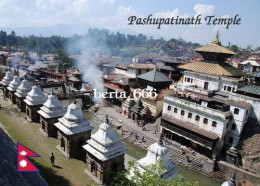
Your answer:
[110,160,199,186]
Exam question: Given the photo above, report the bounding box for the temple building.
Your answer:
[38,91,66,137]
[136,68,173,118]
[15,79,32,112]
[55,100,93,158]
[24,85,47,122]
[1,71,14,98]
[7,76,21,104]
[122,95,135,118]
[83,115,127,185]
[160,33,251,158]
[129,137,179,180]
[130,99,144,123]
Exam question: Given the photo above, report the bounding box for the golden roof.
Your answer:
[195,32,236,55]
[179,61,245,77]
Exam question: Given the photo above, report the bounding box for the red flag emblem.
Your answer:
[17,142,40,172]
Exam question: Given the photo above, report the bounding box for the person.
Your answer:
[50,152,55,166]
[142,136,146,142]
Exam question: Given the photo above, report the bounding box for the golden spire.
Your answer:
[212,30,221,45]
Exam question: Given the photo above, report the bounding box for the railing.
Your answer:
[183,86,214,95]
[165,95,231,120]
[161,121,213,148]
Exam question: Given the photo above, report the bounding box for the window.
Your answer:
[232,124,236,131]
[226,123,229,129]
[181,110,185,116]
[212,121,217,127]
[174,108,178,113]
[195,115,200,121]
[232,87,235,92]
[227,86,232,92]
[203,118,208,124]
[188,113,192,119]
[228,137,233,143]
[184,77,187,82]
[234,108,239,115]
[167,105,171,111]
[224,86,227,91]
[191,79,193,83]
[246,109,248,116]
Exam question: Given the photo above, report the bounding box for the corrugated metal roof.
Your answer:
[237,85,260,96]
[179,61,245,77]
[138,69,173,82]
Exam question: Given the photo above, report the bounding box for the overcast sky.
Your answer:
[0,0,259,48]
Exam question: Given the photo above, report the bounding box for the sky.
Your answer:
[0,0,259,48]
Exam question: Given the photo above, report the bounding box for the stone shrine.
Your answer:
[130,137,179,180]
[83,115,128,185]
[7,76,21,104]
[15,79,32,112]
[24,85,47,122]
[55,100,93,158]
[1,71,14,98]
[38,91,66,137]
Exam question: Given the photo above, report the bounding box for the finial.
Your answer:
[159,135,163,145]
[212,30,221,45]
[105,114,109,123]
[228,172,236,185]
[50,88,54,95]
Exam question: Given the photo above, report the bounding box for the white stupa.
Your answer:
[83,115,128,161]
[55,100,93,135]
[133,138,179,179]
[1,71,14,86]
[24,85,47,106]
[221,173,236,186]
[38,91,66,119]
[7,76,21,92]
[15,79,32,98]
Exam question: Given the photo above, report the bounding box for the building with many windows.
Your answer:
[160,33,251,158]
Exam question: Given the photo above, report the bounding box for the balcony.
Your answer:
[183,85,214,96]
[165,95,231,120]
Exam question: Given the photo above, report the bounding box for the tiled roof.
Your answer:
[128,63,155,69]
[161,115,219,140]
[195,44,236,55]
[237,85,260,96]
[195,33,236,55]
[103,73,130,85]
[230,101,251,108]
[138,69,173,83]
[115,64,127,70]
[178,61,245,77]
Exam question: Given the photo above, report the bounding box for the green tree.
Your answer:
[110,160,199,186]
[229,45,239,53]
[55,49,73,72]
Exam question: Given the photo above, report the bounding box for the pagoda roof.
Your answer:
[179,61,245,77]
[7,76,21,92]
[38,93,66,119]
[195,32,236,55]
[83,115,127,161]
[122,95,135,108]
[15,79,32,98]
[138,69,173,83]
[24,85,47,106]
[131,99,144,113]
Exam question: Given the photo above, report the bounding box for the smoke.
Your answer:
[65,33,108,103]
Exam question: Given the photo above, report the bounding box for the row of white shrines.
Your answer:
[1,70,181,185]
